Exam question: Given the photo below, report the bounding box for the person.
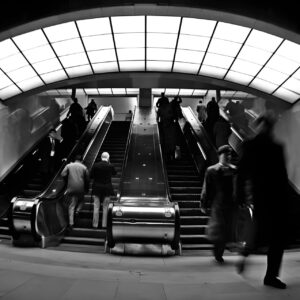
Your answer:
[156,92,169,109]
[125,110,133,121]
[200,145,237,263]
[236,113,290,289]
[196,97,207,123]
[90,152,117,229]
[203,97,220,143]
[60,117,77,158]
[67,97,86,138]
[61,154,89,229]
[39,128,62,182]
[213,116,232,148]
[85,99,97,121]
[224,99,238,117]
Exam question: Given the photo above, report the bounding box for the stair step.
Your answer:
[61,236,105,246]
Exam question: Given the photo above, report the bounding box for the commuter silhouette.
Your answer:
[156,92,169,109]
[90,152,117,229]
[170,96,183,159]
[85,99,97,121]
[125,110,133,121]
[203,97,220,143]
[196,97,207,123]
[60,117,77,158]
[201,145,236,263]
[61,154,89,229]
[67,97,86,138]
[236,113,289,289]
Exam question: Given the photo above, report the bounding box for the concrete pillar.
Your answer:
[138,88,152,107]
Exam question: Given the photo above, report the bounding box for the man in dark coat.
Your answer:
[236,113,289,289]
[90,152,117,228]
[201,145,236,263]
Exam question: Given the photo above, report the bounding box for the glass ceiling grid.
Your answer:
[171,17,183,72]
[222,28,253,80]
[75,21,95,75]
[197,22,218,76]
[109,17,120,72]
[145,16,147,71]
[41,28,69,80]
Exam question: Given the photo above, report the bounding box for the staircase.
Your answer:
[61,121,131,249]
[166,137,212,251]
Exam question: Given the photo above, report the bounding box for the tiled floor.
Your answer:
[0,240,299,299]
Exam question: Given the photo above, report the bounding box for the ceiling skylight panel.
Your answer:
[112,88,126,94]
[165,88,179,95]
[98,88,113,94]
[282,77,300,94]
[126,88,139,94]
[0,70,13,89]
[193,89,207,96]
[0,39,19,60]
[0,85,21,100]
[13,29,48,51]
[199,65,227,78]
[225,71,253,85]
[265,55,299,74]
[180,18,216,36]
[177,35,210,51]
[147,48,175,61]
[230,59,262,76]
[119,61,145,71]
[250,78,277,94]
[65,65,93,78]
[147,33,177,48]
[60,53,89,68]
[77,17,111,36]
[114,33,145,48]
[111,16,145,33]
[117,48,145,61]
[7,65,36,82]
[82,35,114,51]
[147,16,180,33]
[275,40,300,64]
[257,68,288,85]
[246,30,282,52]
[147,61,172,71]
[208,39,242,57]
[88,49,116,63]
[292,69,300,80]
[41,70,67,84]
[179,89,194,96]
[84,88,99,94]
[23,44,55,64]
[92,62,118,73]
[214,22,250,43]
[175,49,204,64]
[44,22,79,42]
[173,62,199,74]
[52,39,84,56]
[17,76,44,91]
[0,53,28,72]
[203,53,234,69]
[33,58,62,74]
[237,45,272,65]
[273,87,300,103]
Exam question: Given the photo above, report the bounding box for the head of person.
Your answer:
[91,99,95,103]
[161,92,165,97]
[101,152,110,162]
[212,97,216,102]
[72,97,78,103]
[74,154,82,162]
[254,112,276,136]
[217,145,232,163]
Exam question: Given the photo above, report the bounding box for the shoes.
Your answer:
[236,258,246,274]
[214,256,224,264]
[264,277,287,289]
[66,224,73,232]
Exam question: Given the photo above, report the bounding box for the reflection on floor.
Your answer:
[0,239,299,300]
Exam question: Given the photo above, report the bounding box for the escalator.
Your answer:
[60,121,131,249]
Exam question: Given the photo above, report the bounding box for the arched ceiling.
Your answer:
[0,1,300,105]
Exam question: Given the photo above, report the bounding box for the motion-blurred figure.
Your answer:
[85,99,97,121]
[196,97,207,123]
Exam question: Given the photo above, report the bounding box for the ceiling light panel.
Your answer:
[60,53,89,68]
[111,16,145,33]
[0,71,13,89]
[214,22,250,43]
[52,39,84,56]
[17,76,44,91]
[246,29,282,52]
[225,71,253,85]
[75,88,86,95]
[7,65,37,82]
[152,88,165,94]
[112,88,126,94]
[114,33,145,48]
[117,48,145,61]
[32,58,62,74]
[92,62,118,73]
[0,85,21,99]
[230,59,262,76]
[208,39,242,57]
[265,54,299,74]
[126,88,139,94]
[237,45,272,65]
[165,88,179,95]
[23,45,55,64]
[65,65,93,77]
[147,16,180,33]
[175,49,204,64]
[199,65,227,78]
[58,89,71,95]
[275,40,300,64]
[180,18,216,36]
[41,70,67,84]
[177,35,210,51]
[13,29,48,51]
[203,53,234,69]
[179,89,194,96]
[82,35,114,51]
[98,88,112,94]
[0,39,19,60]
[88,49,116,63]
[193,89,207,96]
[119,61,145,71]
[147,61,172,71]
[44,22,79,42]
[84,88,99,94]
[257,68,288,85]
[282,77,300,94]
[0,53,28,72]
[77,17,111,36]
[147,33,177,48]
[273,88,300,103]
[234,91,250,98]
[250,78,277,94]
[147,48,175,61]
[173,62,199,74]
